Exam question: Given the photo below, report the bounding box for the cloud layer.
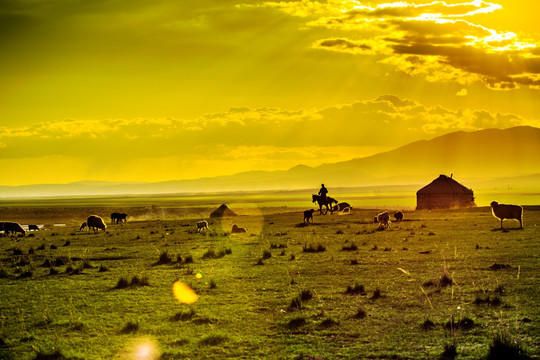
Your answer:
[254,0,540,89]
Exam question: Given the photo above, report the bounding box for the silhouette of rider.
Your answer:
[318,184,328,200]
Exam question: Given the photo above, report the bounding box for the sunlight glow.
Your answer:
[173,281,198,304]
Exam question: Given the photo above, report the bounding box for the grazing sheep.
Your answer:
[374,211,390,228]
[393,211,404,222]
[79,221,88,231]
[28,224,39,231]
[332,202,352,213]
[3,222,26,236]
[304,209,315,224]
[490,201,523,229]
[197,220,209,232]
[110,212,128,225]
[231,224,247,233]
[87,215,107,233]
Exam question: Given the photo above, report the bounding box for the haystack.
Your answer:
[416,175,475,210]
[210,204,238,218]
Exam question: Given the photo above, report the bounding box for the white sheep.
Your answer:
[374,211,390,229]
[490,201,523,229]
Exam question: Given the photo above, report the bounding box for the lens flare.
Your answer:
[173,281,198,304]
[195,272,203,279]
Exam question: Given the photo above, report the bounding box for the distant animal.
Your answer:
[332,202,352,213]
[28,224,39,231]
[394,211,404,222]
[79,221,88,231]
[3,222,26,236]
[490,201,523,229]
[111,212,128,225]
[197,220,209,232]
[0,222,4,233]
[231,224,247,233]
[374,211,390,228]
[87,215,107,233]
[312,194,338,215]
[304,209,315,224]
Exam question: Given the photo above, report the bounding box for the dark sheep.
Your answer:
[304,209,315,224]
[87,215,107,233]
[490,201,523,228]
[393,211,404,222]
[3,222,26,236]
[231,224,247,233]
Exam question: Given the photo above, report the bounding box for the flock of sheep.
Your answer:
[0,201,525,238]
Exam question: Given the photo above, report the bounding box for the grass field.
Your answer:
[0,195,539,359]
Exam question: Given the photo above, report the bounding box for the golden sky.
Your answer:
[0,0,539,186]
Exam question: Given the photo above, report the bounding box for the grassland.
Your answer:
[0,195,539,359]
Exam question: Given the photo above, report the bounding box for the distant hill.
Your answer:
[1,126,539,197]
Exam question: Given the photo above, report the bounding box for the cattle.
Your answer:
[231,224,247,233]
[111,212,128,225]
[0,222,4,233]
[304,209,315,224]
[394,211,404,222]
[197,220,209,232]
[374,211,390,229]
[490,201,523,229]
[87,215,107,233]
[28,224,40,231]
[3,222,26,236]
[79,221,88,231]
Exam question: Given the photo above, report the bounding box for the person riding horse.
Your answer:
[319,184,328,200]
[313,184,337,215]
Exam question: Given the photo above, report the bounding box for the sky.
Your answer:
[0,0,539,186]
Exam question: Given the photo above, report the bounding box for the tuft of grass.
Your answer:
[255,258,264,266]
[486,332,530,360]
[350,259,359,265]
[319,317,339,328]
[345,283,366,295]
[270,243,287,249]
[202,248,229,260]
[262,250,272,259]
[49,267,59,276]
[302,243,325,253]
[289,254,296,261]
[354,308,367,319]
[154,250,173,265]
[440,342,457,360]
[341,243,358,251]
[114,277,130,289]
[300,289,313,301]
[199,334,228,346]
[119,320,139,334]
[287,316,307,329]
[170,308,196,322]
[421,319,435,330]
[473,295,502,306]
[370,288,382,300]
[184,254,193,264]
[445,316,474,331]
[439,272,454,287]
[12,248,23,256]
[209,279,217,289]
[0,269,8,278]
[98,264,109,272]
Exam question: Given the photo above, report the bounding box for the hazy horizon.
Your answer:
[1,1,539,187]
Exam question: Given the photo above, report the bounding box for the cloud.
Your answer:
[456,88,468,96]
[255,0,540,89]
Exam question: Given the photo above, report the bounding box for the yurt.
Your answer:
[210,204,238,218]
[416,175,475,210]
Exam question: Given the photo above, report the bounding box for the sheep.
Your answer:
[87,215,107,233]
[231,224,247,233]
[197,220,208,232]
[490,201,523,229]
[332,202,352,213]
[79,221,88,231]
[374,211,390,229]
[304,209,315,224]
[394,211,404,222]
[3,222,26,236]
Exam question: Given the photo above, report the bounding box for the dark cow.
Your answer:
[231,224,247,233]
[393,211,404,222]
[332,202,352,213]
[197,220,208,232]
[111,212,128,225]
[3,222,26,236]
[303,209,315,224]
[28,224,40,231]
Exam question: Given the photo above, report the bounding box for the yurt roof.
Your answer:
[417,175,473,195]
[210,204,238,217]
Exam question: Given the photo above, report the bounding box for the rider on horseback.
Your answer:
[318,184,328,201]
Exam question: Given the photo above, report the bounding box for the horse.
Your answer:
[312,194,338,215]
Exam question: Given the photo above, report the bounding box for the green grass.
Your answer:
[0,201,539,359]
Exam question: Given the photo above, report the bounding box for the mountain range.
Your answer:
[1,126,539,198]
